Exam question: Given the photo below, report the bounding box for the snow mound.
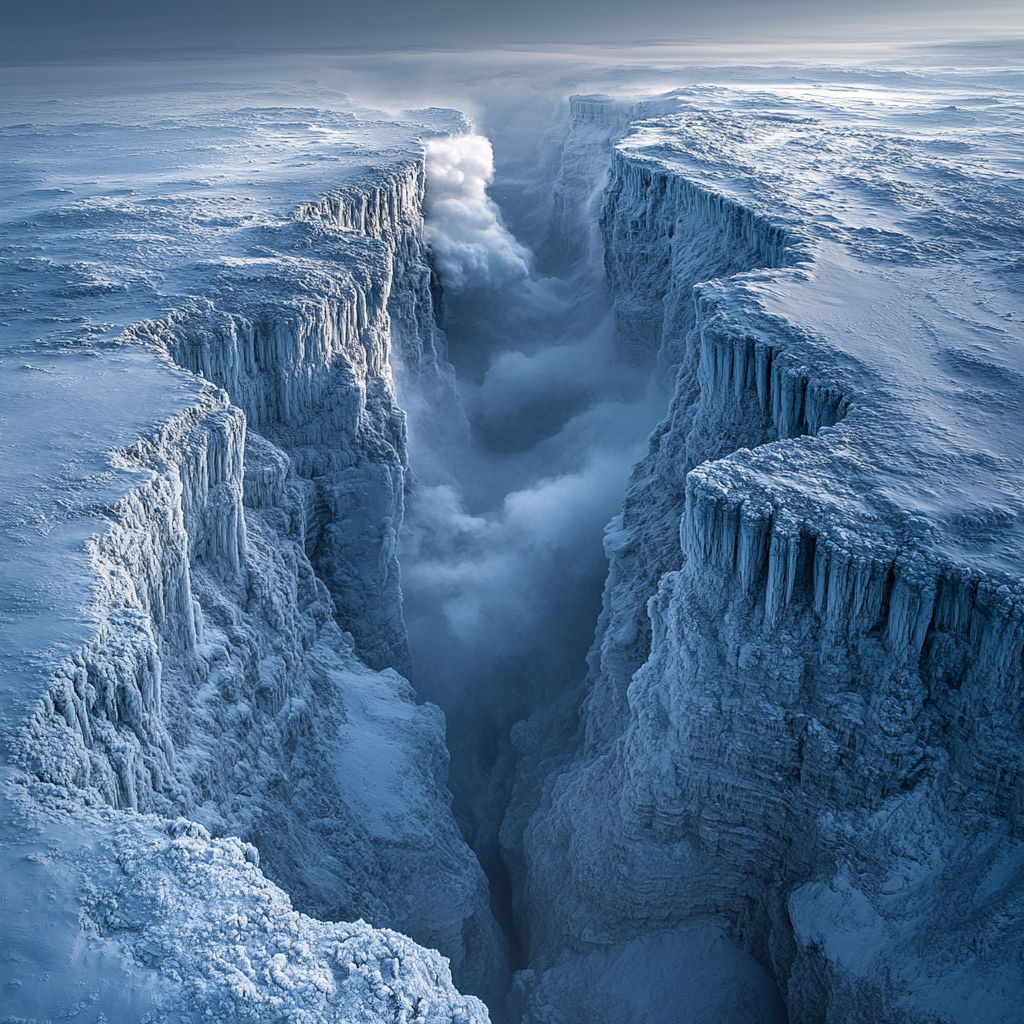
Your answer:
[3,792,487,1023]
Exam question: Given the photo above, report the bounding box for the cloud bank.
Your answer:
[3,0,1020,58]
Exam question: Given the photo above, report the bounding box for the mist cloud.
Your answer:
[424,135,530,293]
[399,117,668,863]
[403,395,655,655]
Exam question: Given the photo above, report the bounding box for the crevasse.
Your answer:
[4,84,1022,1024]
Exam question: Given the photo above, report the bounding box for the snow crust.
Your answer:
[1,86,498,1020]
[3,791,487,1023]
[505,78,1023,1023]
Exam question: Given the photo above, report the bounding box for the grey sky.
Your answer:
[2,0,1020,58]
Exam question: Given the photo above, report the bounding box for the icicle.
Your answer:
[934,572,976,636]
[972,582,1024,681]
[682,476,740,571]
[885,557,936,660]
[785,532,799,606]
[765,527,788,626]
[813,538,830,617]
[771,360,783,430]
[738,501,772,596]
[824,545,853,634]
[755,342,772,412]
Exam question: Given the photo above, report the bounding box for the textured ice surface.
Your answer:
[615,85,1023,575]
[507,75,1023,1023]
[1,83,497,1020]
[3,791,488,1023]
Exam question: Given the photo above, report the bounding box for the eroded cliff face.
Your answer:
[505,94,1024,1024]
[2,102,501,1022]
[547,94,687,274]
[141,162,454,677]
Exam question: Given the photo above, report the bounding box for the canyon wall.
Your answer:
[2,128,502,1021]
[505,101,1024,1024]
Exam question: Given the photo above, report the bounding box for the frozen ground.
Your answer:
[1,86,454,699]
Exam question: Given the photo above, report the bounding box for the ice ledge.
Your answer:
[609,107,1023,659]
[679,275,1023,675]
[612,105,1022,583]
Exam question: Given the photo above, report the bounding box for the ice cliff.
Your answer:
[504,88,1024,1023]
[1,96,498,1020]
[548,93,686,273]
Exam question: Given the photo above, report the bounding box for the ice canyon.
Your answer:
[1,52,1022,1024]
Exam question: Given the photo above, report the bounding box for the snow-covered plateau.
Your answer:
[2,61,1022,1024]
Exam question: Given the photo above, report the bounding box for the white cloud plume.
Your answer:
[424,134,530,292]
